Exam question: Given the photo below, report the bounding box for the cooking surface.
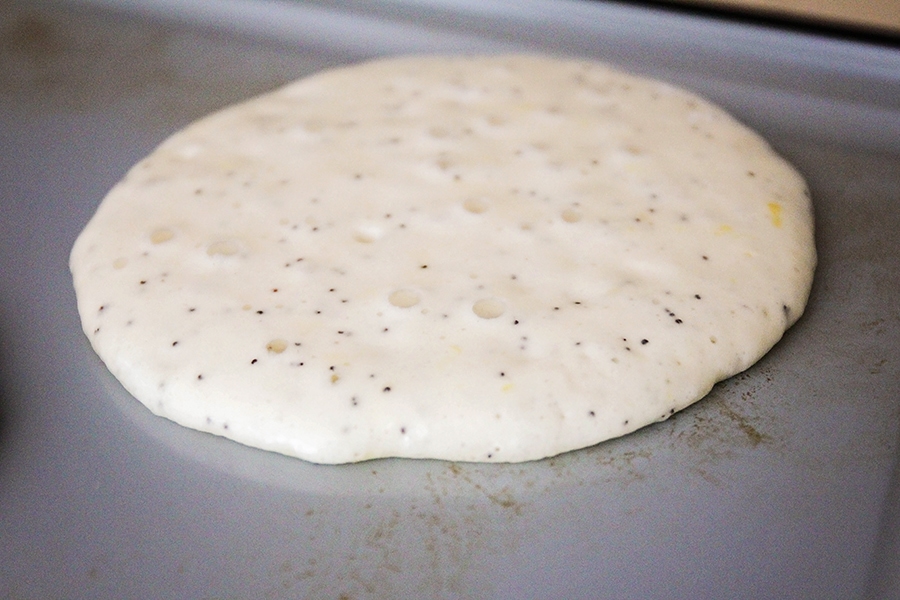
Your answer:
[1,1,899,598]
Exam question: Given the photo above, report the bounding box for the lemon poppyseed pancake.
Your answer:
[70,54,815,463]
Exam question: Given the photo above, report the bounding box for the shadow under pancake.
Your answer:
[97,348,791,509]
[94,341,709,502]
[96,357,543,499]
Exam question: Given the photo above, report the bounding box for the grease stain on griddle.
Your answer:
[716,400,770,447]
[552,366,786,491]
[592,447,654,482]
[437,464,528,517]
[674,374,776,456]
[282,468,527,599]
[166,365,790,598]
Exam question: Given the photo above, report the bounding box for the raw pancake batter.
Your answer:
[70,54,816,463]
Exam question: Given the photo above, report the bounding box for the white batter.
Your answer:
[70,54,816,463]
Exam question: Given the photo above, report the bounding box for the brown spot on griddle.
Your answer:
[716,401,769,447]
[0,3,312,118]
[2,14,63,58]
[485,489,524,516]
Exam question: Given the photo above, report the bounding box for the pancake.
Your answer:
[70,54,816,463]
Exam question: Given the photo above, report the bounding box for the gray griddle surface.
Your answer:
[1,1,898,598]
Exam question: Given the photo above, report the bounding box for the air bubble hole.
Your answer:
[473,298,505,319]
[267,339,288,354]
[561,209,583,223]
[463,198,488,214]
[207,240,239,256]
[150,228,174,244]
[353,225,383,243]
[389,289,420,308]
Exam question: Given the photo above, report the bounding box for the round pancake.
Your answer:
[70,54,816,464]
